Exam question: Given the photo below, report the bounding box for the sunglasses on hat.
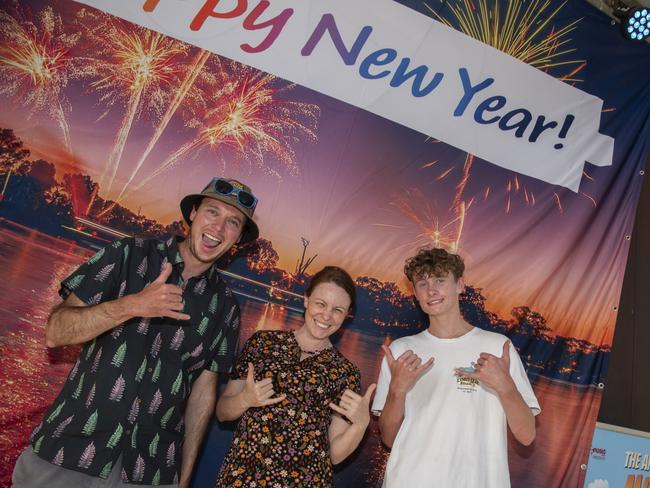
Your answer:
[207,178,257,210]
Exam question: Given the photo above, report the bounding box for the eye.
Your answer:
[227,218,242,229]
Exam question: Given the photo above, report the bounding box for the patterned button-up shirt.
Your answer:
[29,236,241,485]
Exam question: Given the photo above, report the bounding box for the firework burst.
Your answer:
[113,59,320,204]
[425,0,586,82]
[75,8,188,195]
[0,2,79,153]
[378,187,468,253]
[114,48,212,202]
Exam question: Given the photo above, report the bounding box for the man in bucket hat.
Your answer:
[13,177,259,488]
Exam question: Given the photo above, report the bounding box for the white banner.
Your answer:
[74,0,614,192]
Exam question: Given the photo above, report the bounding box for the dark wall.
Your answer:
[598,155,650,431]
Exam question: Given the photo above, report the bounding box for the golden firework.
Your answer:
[0,3,79,152]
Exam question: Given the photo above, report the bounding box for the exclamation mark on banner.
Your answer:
[143,0,160,12]
[554,114,575,149]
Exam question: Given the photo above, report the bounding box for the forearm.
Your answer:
[499,388,536,446]
[329,423,367,464]
[377,389,407,448]
[180,384,217,486]
[215,391,249,422]
[45,295,136,347]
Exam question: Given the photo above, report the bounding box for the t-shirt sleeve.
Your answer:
[207,297,241,374]
[508,341,541,416]
[371,350,393,415]
[59,239,129,305]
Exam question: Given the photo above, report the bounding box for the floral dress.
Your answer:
[215,330,361,488]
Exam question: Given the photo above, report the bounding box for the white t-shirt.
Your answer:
[372,327,541,488]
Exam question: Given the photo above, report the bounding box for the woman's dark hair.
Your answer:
[306,266,356,309]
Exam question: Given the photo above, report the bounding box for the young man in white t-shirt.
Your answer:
[372,248,540,487]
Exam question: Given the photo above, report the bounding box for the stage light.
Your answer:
[625,7,650,40]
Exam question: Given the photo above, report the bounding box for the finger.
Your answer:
[363,383,377,401]
[246,363,255,384]
[340,389,361,402]
[479,352,497,361]
[154,262,172,284]
[163,311,191,321]
[397,350,415,362]
[502,341,511,363]
[163,285,184,296]
[166,301,186,312]
[417,357,435,372]
[382,345,395,365]
[407,357,422,370]
[262,394,286,406]
[476,358,485,367]
[329,402,348,416]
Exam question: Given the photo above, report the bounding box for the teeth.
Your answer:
[204,232,221,244]
[315,320,330,329]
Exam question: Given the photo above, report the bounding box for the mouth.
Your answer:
[314,320,332,330]
[427,298,443,306]
[201,232,222,249]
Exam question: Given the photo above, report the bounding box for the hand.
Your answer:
[242,363,286,409]
[383,345,434,395]
[330,383,376,428]
[128,263,191,321]
[456,341,515,395]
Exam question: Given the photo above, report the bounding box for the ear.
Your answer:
[456,276,465,294]
[189,206,197,223]
[303,294,309,309]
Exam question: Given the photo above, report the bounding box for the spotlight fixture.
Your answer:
[625,7,650,40]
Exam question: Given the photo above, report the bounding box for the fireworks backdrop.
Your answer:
[1,0,649,487]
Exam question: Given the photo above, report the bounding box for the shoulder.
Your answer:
[390,330,429,350]
[470,327,510,352]
[332,350,361,377]
[248,329,289,345]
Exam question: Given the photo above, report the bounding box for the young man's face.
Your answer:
[187,198,245,264]
[412,271,464,317]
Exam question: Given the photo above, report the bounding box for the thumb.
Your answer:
[363,383,377,402]
[246,362,255,383]
[154,262,172,284]
[382,345,395,364]
[502,341,511,362]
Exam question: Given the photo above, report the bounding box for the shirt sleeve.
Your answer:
[206,297,241,374]
[59,238,129,305]
[226,330,266,381]
[371,351,392,415]
[508,342,541,416]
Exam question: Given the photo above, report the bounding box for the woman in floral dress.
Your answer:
[215,266,376,487]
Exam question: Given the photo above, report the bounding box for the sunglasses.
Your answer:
[208,178,257,210]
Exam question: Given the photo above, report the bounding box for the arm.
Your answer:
[45,263,190,347]
[215,363,285,422]
[377,345,434,447]
[179,370,218,488]
[328,384,376,464]
[498,386,536,446]
[457,341,535,446]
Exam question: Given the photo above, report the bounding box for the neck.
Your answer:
[293,328,331,352]
[178,239,213,280]
[427,312,472,339]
